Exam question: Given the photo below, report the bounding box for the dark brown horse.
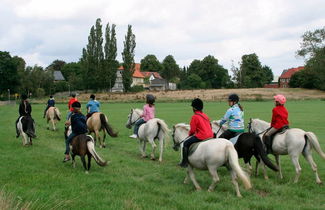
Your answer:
[65,126,108,173]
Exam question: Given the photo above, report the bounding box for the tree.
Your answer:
[103,23,118,91]
[0,51,20,94]
[239,53,272,88]
[46,60,66,71]
[161,55,180,86]
[122,25,136,92]
[296,27,325,59]
[61,62,84,90]
[140,54,162,72]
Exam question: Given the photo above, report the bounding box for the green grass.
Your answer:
[0,101,325,209]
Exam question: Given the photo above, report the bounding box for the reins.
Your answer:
[127,109,141,126]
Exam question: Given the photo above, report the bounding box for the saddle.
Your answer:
[188,138,214,155]
[229,133,243,145]
[270,125,290,141]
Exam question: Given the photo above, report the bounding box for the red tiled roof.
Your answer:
[279,66,304,79]
[142,72,162,79]
[118,63,144,78]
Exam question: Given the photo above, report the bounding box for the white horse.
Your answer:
[126,109,170,162]
[249,118,325,184]
[46,107,61,131]
[17,116,36,146]
[172,123,251,197]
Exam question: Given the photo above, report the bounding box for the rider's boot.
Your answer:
[264,135,272,154]
[179,147,189,168]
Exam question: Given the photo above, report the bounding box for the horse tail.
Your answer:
[86,138,108,166]
[253,135,278,171]
[305,132,325,160]
[54,108,61,121]
[156,119,170,143]
[100,113,118,137]
[226,144,252,190]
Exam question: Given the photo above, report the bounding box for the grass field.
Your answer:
[0,100,324,209]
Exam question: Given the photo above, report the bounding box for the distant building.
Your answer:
[53,71,65,81]
[111,64,145,92]
[279,66,304,88]
[150,78,167,91]
[264,76,279,88]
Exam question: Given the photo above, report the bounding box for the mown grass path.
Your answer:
[0,101,324,209]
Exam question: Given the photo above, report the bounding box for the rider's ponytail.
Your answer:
[238,103,244,111]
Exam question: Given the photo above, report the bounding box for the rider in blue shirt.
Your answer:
[86,94,100,119]
[43,95,55,118]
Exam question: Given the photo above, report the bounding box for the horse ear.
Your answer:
[249,118,252,122]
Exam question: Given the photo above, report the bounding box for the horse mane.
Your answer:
[133,108,143,116]
[174,123,190,132]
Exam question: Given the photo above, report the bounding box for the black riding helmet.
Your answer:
[71,93,76,97]
[191,98,203,111]
[71,101,81,108]
[228,94,239,103]
[146,94,155,105]
[90,94,95,99]
[21,94,28,100]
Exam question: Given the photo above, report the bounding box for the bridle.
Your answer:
[172,126,187,151]
[248,120,269,135]
[127,109,141,127]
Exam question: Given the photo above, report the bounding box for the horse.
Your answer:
[45,107,61,131]
[248,118,325,184]
[125,109,170,162]
[87,112,118,148]
[16,116,36,146]
[65,126,108,173]
[172,123,251,197]
[211,120,278,175]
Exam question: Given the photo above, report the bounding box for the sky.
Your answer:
[1,0,324,76]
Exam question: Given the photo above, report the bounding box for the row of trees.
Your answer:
[1,18,284,97]
[289,27,325,90]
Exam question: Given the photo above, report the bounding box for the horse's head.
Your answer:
[125,109,142,129]
[248,118,269,134]
[211,120,227,137]
[172,123,190,151]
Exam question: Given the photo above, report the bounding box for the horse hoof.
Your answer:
[150,157,156,161]
[196,187,202,191]
[85,171,89,174]
[208,189,214,192]
[317,181,323,185]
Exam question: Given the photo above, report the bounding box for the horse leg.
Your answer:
[52,119,56,131]
[72,154,76,168]
[102,130,106,147]
[183,173,189,184]
[81,155,89,174]
[47,119,50,130]
[139,140,147,158]
[187,166,202,191]
[87,153,92,171]
[303,150,322,184]
[230,169,242,197]
[95,130,103,148]
[275,155,283,179]
[261,161,269,180]
[255,160,260,176]
[149,139,157,160]
[290,155,301,183]
[158,138,164,162]
[207,165,220,192]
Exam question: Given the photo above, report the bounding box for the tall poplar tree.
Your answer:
[122,25,136,92]
[104,23,118,91]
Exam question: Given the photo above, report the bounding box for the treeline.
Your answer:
[1,18,287,98]
[289,27,325,90]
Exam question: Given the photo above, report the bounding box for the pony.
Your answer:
[172,123,251,197]
[211,120,278,174]
[16,116,36,146]
[45,107,61,131]
[65,126,108,173]
[87,112,118,148]
[249,118,325,184]
[125,109,170,162]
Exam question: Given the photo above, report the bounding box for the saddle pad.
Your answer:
[229,134,242,145]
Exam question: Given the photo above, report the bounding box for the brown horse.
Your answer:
[87,112,118,148]
[46,107,61,131]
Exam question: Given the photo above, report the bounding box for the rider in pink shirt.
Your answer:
[129,94,156,138]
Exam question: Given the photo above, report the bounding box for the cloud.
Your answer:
[0,0,324,76]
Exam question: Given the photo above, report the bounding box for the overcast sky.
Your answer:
[1,0,324,76]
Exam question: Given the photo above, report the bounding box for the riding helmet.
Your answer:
[90,94,95,99]
[191,98,203,111]
[71,101,81,108]
[274,94,286,105]
[71,93,76,97]
[228,93,239,103]
[146,94,155,104]
[21,94,28,100]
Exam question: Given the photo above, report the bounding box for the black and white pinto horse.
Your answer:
[249,118,325,184]
[211,120,278,175]
[126,109,170,162]
[16,116,36,146]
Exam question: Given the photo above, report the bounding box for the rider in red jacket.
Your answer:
[264,94,289,153]
[179,98,213,168]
